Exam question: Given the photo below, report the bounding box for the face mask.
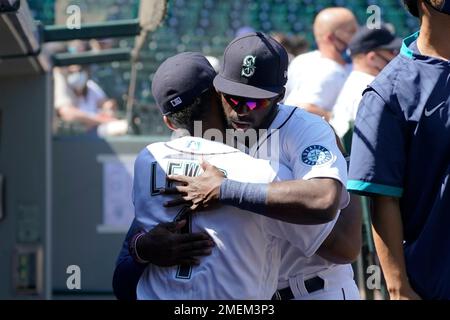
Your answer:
[341,49,353,64]
[425,0,450,15]
[67,71,88,91]
[333,34,352,64]
[374,53,392,70]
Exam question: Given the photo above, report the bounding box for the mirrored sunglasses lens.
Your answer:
[229,97,240,107]
[246,101,258,110]
[260,100,270,108]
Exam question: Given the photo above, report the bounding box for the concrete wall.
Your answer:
[0,73,52,299]
[51,136,148,296]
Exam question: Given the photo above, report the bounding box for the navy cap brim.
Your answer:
[213,74,283,99]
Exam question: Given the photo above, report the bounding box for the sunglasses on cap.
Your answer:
[223,94,272,111]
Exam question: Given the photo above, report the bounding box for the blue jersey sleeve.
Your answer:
[112,218,146,300]
[133,148,152,216]
[112,148,156,300]
[347,88,407,197]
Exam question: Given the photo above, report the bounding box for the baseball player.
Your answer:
[348,0,450,300]
[113,34,359,300]
[165,33,359,300]
[131,52,339,299]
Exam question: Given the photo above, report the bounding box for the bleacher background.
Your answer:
[28,0,418,136]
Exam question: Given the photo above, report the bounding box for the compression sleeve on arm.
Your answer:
[219,179,268,215]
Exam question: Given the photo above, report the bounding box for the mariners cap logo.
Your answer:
[241,55,256,78]
[301,145,333,166]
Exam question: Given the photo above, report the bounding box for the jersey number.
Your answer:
[174,206,192,279]
[150,161,200,279]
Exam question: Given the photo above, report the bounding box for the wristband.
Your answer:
[129,230,150,264]
[219,179,268,214]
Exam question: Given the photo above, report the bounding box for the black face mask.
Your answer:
[424,0,450,15]
[333,35,352,64]
[376,53,391,64]
[374,53,392,72]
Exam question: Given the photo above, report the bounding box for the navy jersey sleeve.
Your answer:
[112,218,146,300]
[347,88,407,197]
[112,148,155,300]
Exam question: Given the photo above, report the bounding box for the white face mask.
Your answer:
[67,71,88,91]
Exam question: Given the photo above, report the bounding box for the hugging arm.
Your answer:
[112,218,214,300]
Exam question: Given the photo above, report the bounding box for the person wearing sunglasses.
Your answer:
[164,32,361,300]
[114,52,342,300]
[330,25,402,140]
[220,94,276,131]
[113,33,361,301]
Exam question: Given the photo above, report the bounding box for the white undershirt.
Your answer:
[330,70,375,138]
[285,50,351,112]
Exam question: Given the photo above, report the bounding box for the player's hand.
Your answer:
[136,220,215,267]
[163,160,225,211]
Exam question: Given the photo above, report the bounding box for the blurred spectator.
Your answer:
[54,64,126,135]
[330,26,401,139]
[90,38,116,52]
[67,40,90,54]
[284,8,358,121]
[271,32,310,63]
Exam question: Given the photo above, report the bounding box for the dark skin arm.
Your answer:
[314,126,361,264]
[136,219,215,266]
[164,160,361,264]
[112,219,214,300]
[163,161,341,225]
[316,193,362,264]
[266,178,342,224]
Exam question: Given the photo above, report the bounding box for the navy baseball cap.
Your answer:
[214,32,289,99]
[348,26,402,56]
[151,52,216,116]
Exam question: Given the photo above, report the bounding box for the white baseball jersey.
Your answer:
[284,50,351,112]
[246,105,352,290]
[330,70,375,138]
[134,136,337,300]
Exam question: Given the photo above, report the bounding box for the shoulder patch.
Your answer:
[301,145,332,166]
